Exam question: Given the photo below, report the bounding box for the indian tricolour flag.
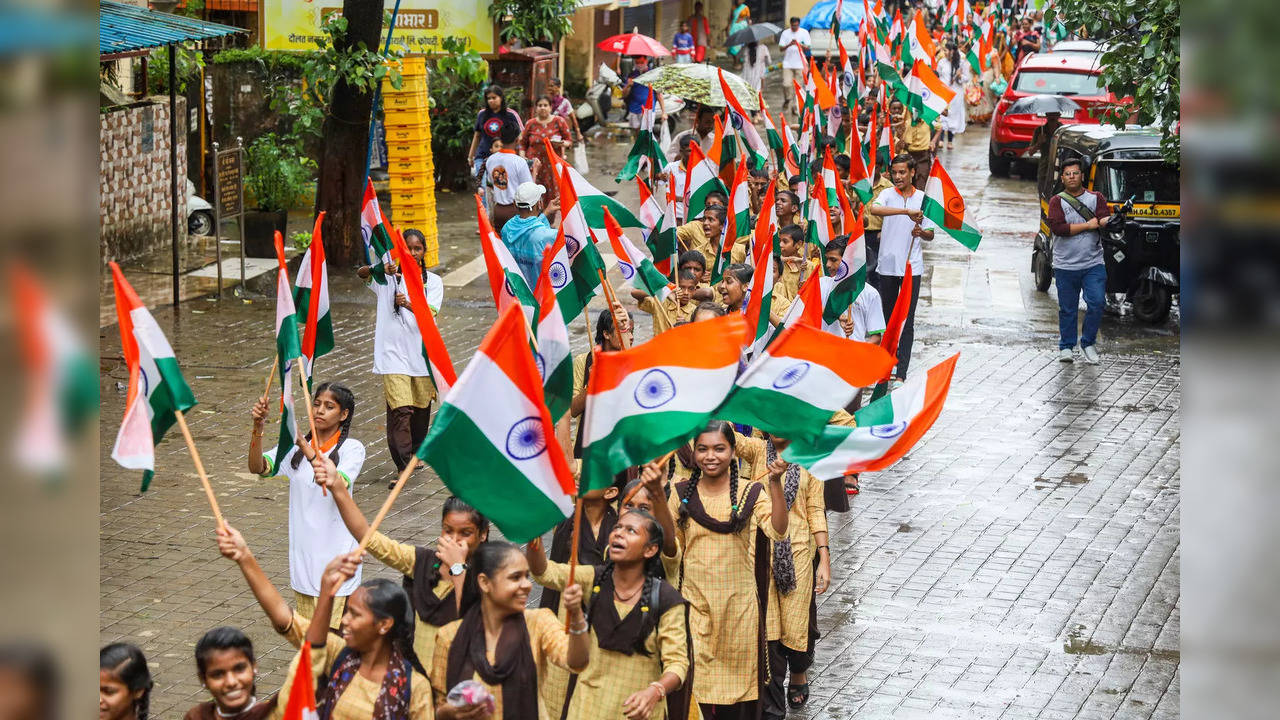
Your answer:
[907,11,938,68]
[294,212,333,379]
[922,160,983,250]
[562,157,642,229]
[281,643,319,720]
[534,245,573,422]
[784,353,959,476]
[269,231,302,474]
[549,151,608,322]
[823,211,869,325]
[718,68,767,169]
[907,59,956,126]
[417,303,575,543]
[636,176,663,243]
[580,313,749,491]
[475,194,538,316]
[717,323,896,442]
[645,178,679,280]
[714,158,750,283]
[616,91,666,183]
[108,262,197,491]
[603,207,672,302]
[360,179,394,284]
[847,115,875,202]
[390,228,457,399]
[759,93,786,171]
[714,113,739,189]
[744,185,777,357]
[11,263,98,476]
[821,147,840,209]
[684,141,726,222]
[806,173,836,251]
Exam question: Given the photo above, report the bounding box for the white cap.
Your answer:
[514,182,546,208]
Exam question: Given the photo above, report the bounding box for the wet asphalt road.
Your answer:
[99,79,1179,718]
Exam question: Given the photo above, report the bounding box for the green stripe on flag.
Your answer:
[417,404,569,543]
[582,410,712,492]
[715,386,836,441]
[921,196,983,250]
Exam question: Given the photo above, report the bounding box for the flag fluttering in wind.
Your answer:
[744,183,778,357]
[109,262,197,491]
[11,264,98,476]
[360,179,395,284]
[603,207,672,302]
[417,303,575,542]
[685,141,727,223]
[561,154,643,229]
[881,260,913,360]
[616,91,667,183]
[280,643,319,720]
[717,323,896,442]
[294,212,334,380]
[906,59,956,125]
[714,157,751,283]
[718,68,768,169]
[823,211,868,325]
[390,228,458,400]
[269,232,302,474]
[548,143,608,322]
[922,160,983,250]
[580,314,749,491]
[760,92,786,170]
[646,178,680,280]
[533,245,573,422]
[475,195,538,315]
[784,353,959,476]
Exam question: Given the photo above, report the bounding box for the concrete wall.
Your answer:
[99,97,187,263]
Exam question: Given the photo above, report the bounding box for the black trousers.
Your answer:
[386,403,431,472]
[699,701,758,720]
[877,273,922,379]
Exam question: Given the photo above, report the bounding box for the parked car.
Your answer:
[988,52,1115,177]
[1047,39,1104,57]
[806,28,860,66]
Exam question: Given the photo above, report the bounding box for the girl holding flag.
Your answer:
[527,510,691,720]
[321,474,490,676]
[431,541,591,720]
[356,228,443,486]
[248,381,365,628]
[216,525,435,719]
[668,421,790,719]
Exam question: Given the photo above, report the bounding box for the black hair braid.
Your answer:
[633,573,659,656]
[136,692,150,720]
[726,458,743,532]
[666,454,676,482]
[677,467,702,530]
[394,614,428,677]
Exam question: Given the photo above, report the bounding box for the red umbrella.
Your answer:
[596,33,670,57]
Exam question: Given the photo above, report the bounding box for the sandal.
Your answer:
[845,474,860,496]
[787,682,810,709]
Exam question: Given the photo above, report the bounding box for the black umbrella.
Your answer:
[1006,94,1082,116]
[726,22,782,47]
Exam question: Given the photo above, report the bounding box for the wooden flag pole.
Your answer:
[358,457,419,552]
[173,409,226,531]
[596,268,630,350]
[619,447,680,509]
[564,495,585,630]
[262,354,279,399]
[296,364,326,496]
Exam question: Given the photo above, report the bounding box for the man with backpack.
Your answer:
[1047,158,1112,364]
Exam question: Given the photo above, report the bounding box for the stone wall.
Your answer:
[99,97,187,263]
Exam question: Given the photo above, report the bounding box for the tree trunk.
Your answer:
[313,0,383,267]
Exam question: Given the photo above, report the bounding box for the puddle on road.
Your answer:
[1035,472,1090,489]
[1063,625,1108,655]
[897,522,912,533]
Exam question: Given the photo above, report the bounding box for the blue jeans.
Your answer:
[1054,264,1106,349]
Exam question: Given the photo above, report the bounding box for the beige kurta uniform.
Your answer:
[637,294,698,335]
[667,473,784,705]
[431,608,574,720]
[534,562,689,720]
[276,611,434,720]
[361,531,459,666]
[765,469,828,651]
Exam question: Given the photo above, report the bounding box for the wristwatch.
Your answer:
[449,562,467,577]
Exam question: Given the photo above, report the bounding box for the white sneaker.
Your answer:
[1082,345,1100,364]
[1058,348,1075,362]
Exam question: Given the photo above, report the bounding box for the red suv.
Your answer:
[988,52,1113,177]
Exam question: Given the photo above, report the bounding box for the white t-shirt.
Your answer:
[851,284,886,342]
[778,28,811,69]
[872,186,926,277]
[264,440,366,597]
[485,150,531,206]
[664,161,687,222]
[368,273,443,376]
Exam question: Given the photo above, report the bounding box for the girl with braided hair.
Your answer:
[100,643,152,720]
[759,433,831,715]
[319,477,490,676]
[249,381,365,629]
[216,525,434,719]
[667,421,790,719]
[528,510,689,720]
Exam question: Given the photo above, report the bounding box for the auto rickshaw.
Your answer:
[1032,125,1180,323]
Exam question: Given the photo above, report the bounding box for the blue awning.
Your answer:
[100,1,244,58]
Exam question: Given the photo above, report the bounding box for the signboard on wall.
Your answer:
[261,1,495,54]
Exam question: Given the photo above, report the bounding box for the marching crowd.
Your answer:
[100,2,1058,720]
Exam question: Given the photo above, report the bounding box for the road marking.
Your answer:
[988,269,1025,313]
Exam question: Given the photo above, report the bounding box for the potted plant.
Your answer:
[243,134,314,256]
